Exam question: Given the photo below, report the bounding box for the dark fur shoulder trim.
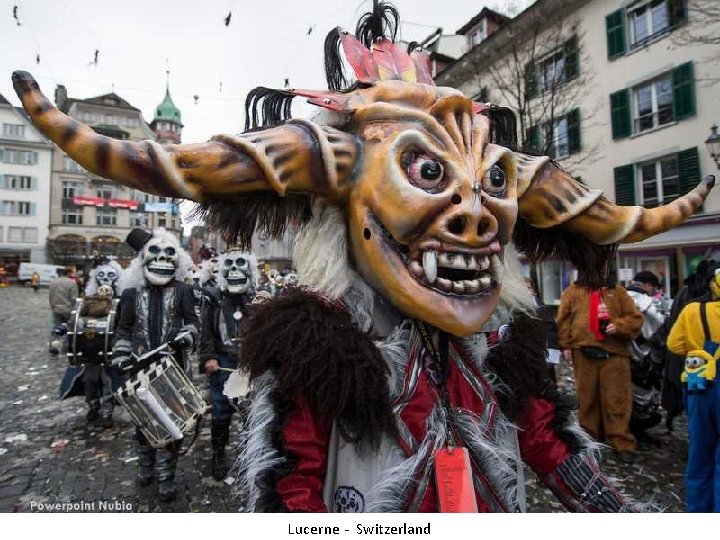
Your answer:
[242,287,394,447]
[484,312,550,421]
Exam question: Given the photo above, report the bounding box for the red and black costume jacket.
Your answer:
[237,289,644,513]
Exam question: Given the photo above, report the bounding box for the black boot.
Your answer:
[86,402,100,422]
[136,431,155,487]
[157,445,179,502]
[211,419,231,480]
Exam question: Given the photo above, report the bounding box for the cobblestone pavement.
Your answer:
[0,286,687,512]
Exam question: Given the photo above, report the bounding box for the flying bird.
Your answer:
[224,11,231,27]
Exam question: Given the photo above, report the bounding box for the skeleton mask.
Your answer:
[142,237,179,286]
[220,250,255,295]
[13,5,714,336]
[94,263,119,289]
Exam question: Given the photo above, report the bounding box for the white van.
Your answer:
[17,263,65,286]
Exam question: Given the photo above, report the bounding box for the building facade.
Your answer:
[48,84,183,271]
[437,0,720,303]
[0,93,53,273]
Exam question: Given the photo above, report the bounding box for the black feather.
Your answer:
[484,313,549,421]
[324,26,348,91]
[244,87,295,131]
[242,288,395,447]
[406,41,421,54]
[355,0,399,48]
[513,217,617,289]
[192,193,311,249]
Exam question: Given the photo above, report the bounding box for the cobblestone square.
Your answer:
[0,286,688,512]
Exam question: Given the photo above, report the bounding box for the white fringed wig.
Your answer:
[85,259,122,296]
[117,228,192,292]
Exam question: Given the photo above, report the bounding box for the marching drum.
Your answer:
[66,298,119,366]
[115,354,207,448]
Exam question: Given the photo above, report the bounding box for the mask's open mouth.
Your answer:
[406,249,502,295]
[227,276,248,286]
[371,213,503,297]
[147,261,176,276]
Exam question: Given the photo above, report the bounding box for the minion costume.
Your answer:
[667,268,720,512]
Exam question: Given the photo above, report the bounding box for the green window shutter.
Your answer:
[30,202,36,216]
[614,164,635,205]
[524,62,537,100]
[668,0,688,27]
[610,89,631,139]
[564,35,579,81]
[567,108,581,154]
[677,147,700,195]
[606,9,626,59]
[672,61,696,120]
[524,125,540,153]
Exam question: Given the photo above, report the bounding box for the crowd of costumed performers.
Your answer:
[12,0,716,512]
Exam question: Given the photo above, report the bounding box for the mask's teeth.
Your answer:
[478,256,490,271]
[490,254,504,284]
[423,250,438,284]
[466,256,479,270]
[408,260,424,278]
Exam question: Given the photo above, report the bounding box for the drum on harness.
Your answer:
[66,297,119,366]
[115,352,207,448]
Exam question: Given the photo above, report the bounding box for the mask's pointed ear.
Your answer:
[12,71,360,204]
[514,154,715,285]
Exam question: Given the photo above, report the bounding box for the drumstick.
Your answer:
[217,367,236,372]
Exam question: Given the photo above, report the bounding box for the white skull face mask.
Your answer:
[142,237,179,286]
[94,263,119,289]
[222,253,251,294]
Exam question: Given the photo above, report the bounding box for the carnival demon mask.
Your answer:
[142,237,178,286]
[12,7,713,336]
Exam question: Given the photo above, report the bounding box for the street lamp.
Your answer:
[705,124,720,169]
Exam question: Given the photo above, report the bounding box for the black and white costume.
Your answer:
[113,228,199,502]
[199,249,256,480]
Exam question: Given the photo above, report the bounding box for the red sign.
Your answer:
[73,196,105,207]
[108,198,139,210]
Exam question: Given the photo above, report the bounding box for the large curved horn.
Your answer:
[517,158,715,244]
[12,71,359,203]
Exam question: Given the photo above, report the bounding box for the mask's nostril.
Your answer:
[451,194,462,205]
[477,217,490,236]
[448,217,466,235]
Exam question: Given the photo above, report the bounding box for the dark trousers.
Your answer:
[83,363,113,417]
[685,383,720,512]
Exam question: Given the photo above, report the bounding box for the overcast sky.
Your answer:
[0,0,534,141]
[0,0,532,229]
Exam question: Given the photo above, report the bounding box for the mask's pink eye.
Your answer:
[405,152,445,191]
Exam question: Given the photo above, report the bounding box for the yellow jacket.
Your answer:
[667,301,720,356]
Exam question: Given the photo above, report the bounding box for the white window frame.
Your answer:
[629,0,670,47]
[2,123,25,138]
[96,208,117,226]
[632,73,673,133]
[1,148,38,165]
[469,20,487,47]
[63,156,84,172]
[96,184,116,199]
[62,208,84,225]
[62,180,81,199]
[131,212,148,227]
[3,175,33,190]
[637,154,680,208]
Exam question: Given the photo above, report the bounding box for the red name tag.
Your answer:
[434,447,478,513]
